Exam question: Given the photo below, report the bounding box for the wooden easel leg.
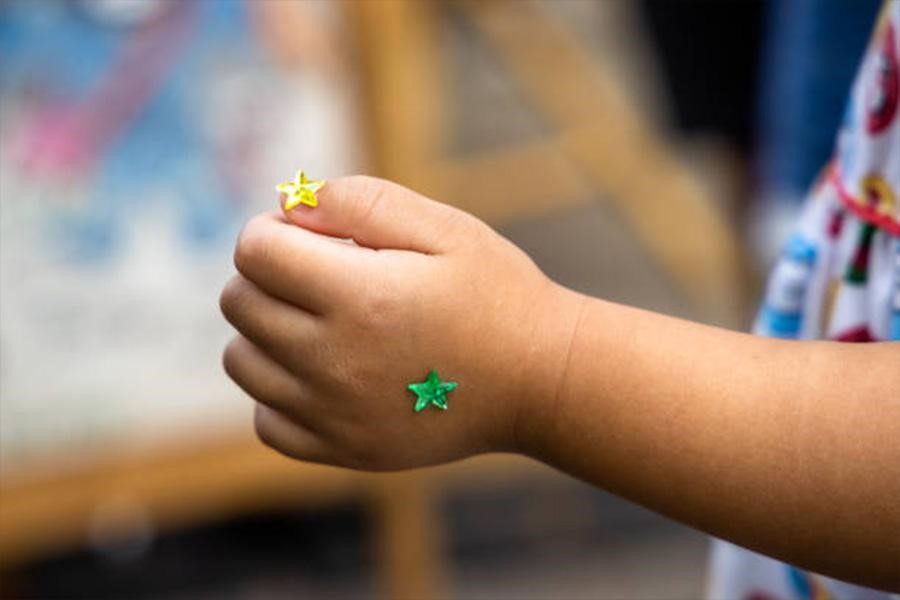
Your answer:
[370,473,444,600]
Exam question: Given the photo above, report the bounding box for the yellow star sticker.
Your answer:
[275,170,326,209]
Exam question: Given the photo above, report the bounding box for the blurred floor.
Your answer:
[445,474,708,600]
[14,480,707,600]
[450,526,706,600]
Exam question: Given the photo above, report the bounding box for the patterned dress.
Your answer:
[707,2,900,599]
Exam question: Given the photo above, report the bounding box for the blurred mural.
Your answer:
[0,0,358,471]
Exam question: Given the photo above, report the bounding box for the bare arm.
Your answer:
[520,291,900,591]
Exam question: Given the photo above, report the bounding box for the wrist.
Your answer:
[508,281,590,459]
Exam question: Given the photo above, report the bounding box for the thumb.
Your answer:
[280,175,466,253]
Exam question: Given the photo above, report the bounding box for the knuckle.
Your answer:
[254,405,326,464]
[356,277,403,332]
[342,174,379,189]
[348,175,387,229]
[253,406,293,459]
[221,337,241,379]
[218,276,247,322]
[343,174,383,199]
[342,441,384,472]
[331,419,396,472]
[313,354,353,400]
[233,216,269,274]
[253,407,277,449]
[444,210,486,251]
[363,292,397,328]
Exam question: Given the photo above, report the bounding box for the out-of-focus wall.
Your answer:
[0,0,359,473]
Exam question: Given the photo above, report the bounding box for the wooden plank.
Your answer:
[0,434,361,570]
[345,0,445,181]
[368,474,444,600]
[0,434,549,573]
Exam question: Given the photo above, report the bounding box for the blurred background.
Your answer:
[0,0,881,598]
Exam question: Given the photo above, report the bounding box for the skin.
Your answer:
[220,175,900,592]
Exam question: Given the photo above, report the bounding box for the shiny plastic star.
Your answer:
[275,170,325,209]
[408,370,457,412]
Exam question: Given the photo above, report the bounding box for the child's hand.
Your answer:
[220,176,581,470]
[219,178,900,588]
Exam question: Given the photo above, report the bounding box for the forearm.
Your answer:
[521,287,900,590]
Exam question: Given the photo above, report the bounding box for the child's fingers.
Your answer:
[223,335,314,424]
[254,403,328,464]
[280,175,468,254]
[220,275,319,372]
[234,211,368,313]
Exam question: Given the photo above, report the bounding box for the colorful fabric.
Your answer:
[707,2,900,598]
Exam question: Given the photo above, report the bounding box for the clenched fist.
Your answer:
[220,176,581,471]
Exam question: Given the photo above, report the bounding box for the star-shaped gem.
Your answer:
[408,370,458,412]
[275,170,326,209]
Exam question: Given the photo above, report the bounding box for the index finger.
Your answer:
[233,211,372,313]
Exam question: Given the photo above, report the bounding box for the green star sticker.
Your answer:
[275,169,326,209]
[408,370,457,412]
